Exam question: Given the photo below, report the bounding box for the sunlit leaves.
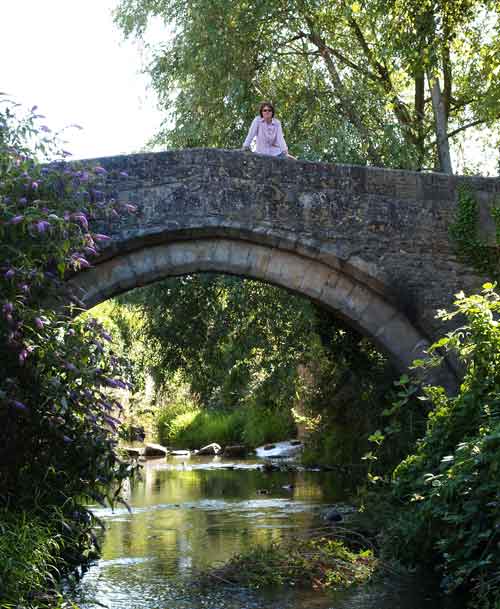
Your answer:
[391,285,500,607]
[115,0,500,171]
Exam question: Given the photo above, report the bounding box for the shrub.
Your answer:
[389,285,500,609]
[207,535,376,590]
[0,97,137,601]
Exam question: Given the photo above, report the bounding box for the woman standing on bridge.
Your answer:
[242,102,291,158]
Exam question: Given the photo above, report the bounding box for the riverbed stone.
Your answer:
[223,445,249,458]
[144,443,169,458]
[197,442,222,455]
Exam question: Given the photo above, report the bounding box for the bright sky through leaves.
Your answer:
[0,0,163,160]
[1,1,497,174]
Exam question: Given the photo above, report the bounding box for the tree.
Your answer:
[115,274,319,409]
[115,0,500,172]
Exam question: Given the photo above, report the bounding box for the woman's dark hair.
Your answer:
[259,101,275,118]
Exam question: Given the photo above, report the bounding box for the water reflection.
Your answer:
[70,456,442,609]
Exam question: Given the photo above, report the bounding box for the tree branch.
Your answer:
[447,116,500,140]
[343,9,419,147]
[305,25,383,165]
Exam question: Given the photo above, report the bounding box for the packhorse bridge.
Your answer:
[70,148,500,385]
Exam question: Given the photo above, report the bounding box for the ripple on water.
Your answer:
[69,457,443,609]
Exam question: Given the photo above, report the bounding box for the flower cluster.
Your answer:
[0,96,138,524]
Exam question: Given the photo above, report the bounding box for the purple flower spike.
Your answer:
[19,348,28,364]
[4,269,15,280]
[10,215,24,224]
[41,125,51,132]
[3,302,13,315]
[63,435,73,444]
[36,220,50,233]
[84,246,97,256]
[122,203,137,213]
[19,197,27,205]
[94,166,107,175]
[73,256,90,269]
[11,400,29,413]
[119,171,129,177]
[102,331,112,342]
[71,212,88,230]
[31,181,39,190]
[64,362,77,372]
[93,233,111,242]
[35,317,44,329]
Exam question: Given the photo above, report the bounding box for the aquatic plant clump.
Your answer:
[207,534,376,590]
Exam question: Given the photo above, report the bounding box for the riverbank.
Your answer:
[0,508,94,609]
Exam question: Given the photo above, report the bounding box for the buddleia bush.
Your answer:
[389,285,500,609]
[0,96,138,600]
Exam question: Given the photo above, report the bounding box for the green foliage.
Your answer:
[207,535,376,590]
[299,315,400,470]
[115,0,500,172]
[240,403,296,448]
[388,285,500,609]
[156,394,295,449]
[0,98,137,604]
[449,187,500,281]
[116,274,318,411]
[113,274,395,461]
[0,509,82,609]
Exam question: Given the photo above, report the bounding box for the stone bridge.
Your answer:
[70,148,500,384]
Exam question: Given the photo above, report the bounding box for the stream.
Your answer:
[68,456,443,609]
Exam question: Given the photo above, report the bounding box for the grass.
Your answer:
[0,509,79,609]
[156,400,296,449]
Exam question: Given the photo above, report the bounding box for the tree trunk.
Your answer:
[428,74,453,174]
[414,69,425,170]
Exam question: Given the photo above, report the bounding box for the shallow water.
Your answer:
[69,456,441,609]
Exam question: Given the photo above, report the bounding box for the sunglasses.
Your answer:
[262,108,272,112]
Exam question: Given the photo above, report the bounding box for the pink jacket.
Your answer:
[243,116,288,156]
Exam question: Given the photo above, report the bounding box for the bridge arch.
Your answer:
[64,146,497,390]
[71,234,434,375]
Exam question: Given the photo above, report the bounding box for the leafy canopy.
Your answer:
[115,0,500,171]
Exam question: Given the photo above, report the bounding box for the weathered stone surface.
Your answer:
[68,148,500,383]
